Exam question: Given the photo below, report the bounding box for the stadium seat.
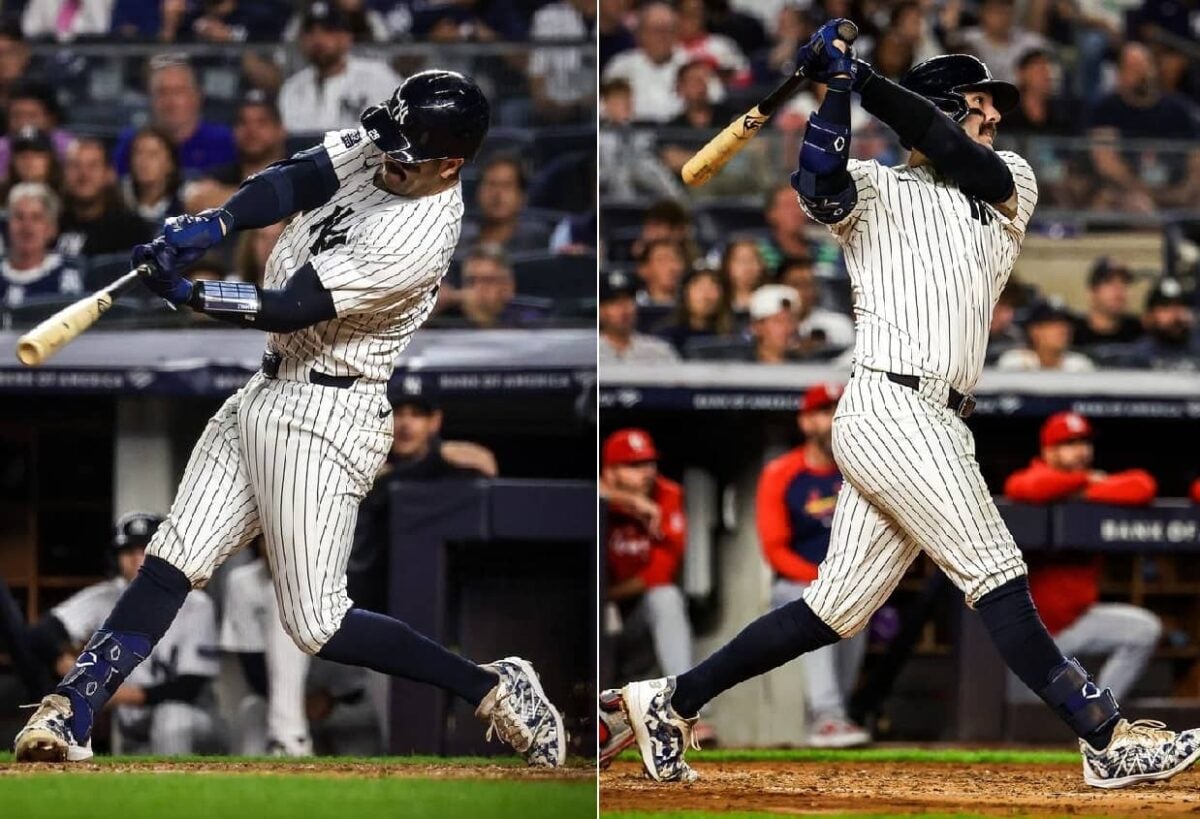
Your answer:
[684,337,755,361]
[694,200,768,240]
[528,151,593,212]
[511,252,596,301]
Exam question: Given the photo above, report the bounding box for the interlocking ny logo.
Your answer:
[309,205,354,255]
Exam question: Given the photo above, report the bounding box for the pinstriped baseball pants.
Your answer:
[147,373,393,654]
[804,368,1028,637]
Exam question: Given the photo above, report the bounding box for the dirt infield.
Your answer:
[601,759,1200,816]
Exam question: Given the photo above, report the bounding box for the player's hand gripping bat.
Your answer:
[15,265,151,366]
[681,19,859,187]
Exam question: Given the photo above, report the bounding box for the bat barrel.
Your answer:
[14,268,144,366]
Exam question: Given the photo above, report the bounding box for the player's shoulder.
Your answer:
[995,149,1035,176]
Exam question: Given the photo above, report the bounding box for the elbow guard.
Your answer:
[790,112,857,224]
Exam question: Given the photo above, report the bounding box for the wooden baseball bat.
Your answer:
[15,265,150,366]
[681,20,859,187]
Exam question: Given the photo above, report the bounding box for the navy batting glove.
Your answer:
[132,238,202,306]
[796,18,857,83]
[162,208,232,251]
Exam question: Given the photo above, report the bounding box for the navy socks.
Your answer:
[318,608,498,707]
[672,598,840,719]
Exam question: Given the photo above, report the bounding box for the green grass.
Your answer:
[0,752,530,766]
[0,763,596,819]
[615,746,1079,766]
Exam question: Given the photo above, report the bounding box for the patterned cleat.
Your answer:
[477,656,567,768]
[599,688,635,769]
[621,677,699,783]
[13,694,93,763]
[808,715,871,749]
[1081,719,1200,789]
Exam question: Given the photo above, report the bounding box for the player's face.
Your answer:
[391,405,442,459]
[1045,439,1093,471]
[378,156,464,197]
[117,546,147,582]
[799,406,835,452]
[607,461,658,495]
[7,196,54,258]
[961,90,1001,146]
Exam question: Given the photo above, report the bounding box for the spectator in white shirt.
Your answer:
[997,299,1097,372]
[958,0,1046,84]
[278,1,399,134]
[601,2,691,123]
[22,0,113,41]
[600,270,680,363]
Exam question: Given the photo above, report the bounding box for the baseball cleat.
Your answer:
[13,694,93,762]
[1080,719,1200,789]
[599,688,635,769]
[622,677,699,782]
[477,656,567,768]
[808,715,871,749]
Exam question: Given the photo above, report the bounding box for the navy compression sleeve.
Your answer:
[222,146,340,231]
[189,263,338,332]
[857,69,1014,203]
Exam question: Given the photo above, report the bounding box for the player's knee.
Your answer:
[277,605,343,655]
[801,588,865,639]
[144,519,214,587]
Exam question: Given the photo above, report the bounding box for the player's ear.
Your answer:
[439,158,465,180]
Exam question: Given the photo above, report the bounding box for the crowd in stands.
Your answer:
[0,0,597,330]
[599,0,1200,369]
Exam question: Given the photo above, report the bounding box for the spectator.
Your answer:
[21,0,113,41]
[655,265,734,355]
[957,0,1046,84]
[57,138,154,258]
[438,245,549,329]
[1004,412,1161,701]
[996,299,1095,372]
[598,79,682,200]
[122,127,184,228]
[1089,43,1200,213]
[632,199,692,261]
[676,0,749,87]
[409,0,527,41]
[113,58,236,176]
[5,127,60,192]
[987,278,1028,363]
[0,182,83,307]
[529,0,596,124]
[601,428,694,682]
[757,383,870,748]
[0,80,71,175]
[635,238,686,309]
[1122,278,1200,369]
[0,21,34,116]
[1072,258,1144,348]
[460,156,551,254]
[233,222,286,286]
[1069,0,1135,106]
[282,0,390,42]
[279,1,399,134]
[778,256,854,356]
[721,238,767,319]
[1003,48,1075,135]
[385,386,498,478]
[667,59,735,129]
[599,270,679,364]
[601,2,690,123]
[761,184,814,273]
[185,92,287,213]
[184,0,290,43]
[747,284,802,363]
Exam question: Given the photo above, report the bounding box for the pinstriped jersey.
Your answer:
[815,150,1037,393]
[264,128,464,383]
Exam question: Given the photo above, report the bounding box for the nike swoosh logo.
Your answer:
[378,407,391,418]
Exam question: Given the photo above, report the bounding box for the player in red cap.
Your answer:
[756,383,869,747]
[1003,412,1161,701]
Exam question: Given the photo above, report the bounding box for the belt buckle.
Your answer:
[956,394,976,418]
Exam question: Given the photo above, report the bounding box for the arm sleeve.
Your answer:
[1003,464,1091,503]
[222,145,339,231]
[1084,470,1157,506]
[191,263,337,332]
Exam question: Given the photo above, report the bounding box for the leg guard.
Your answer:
[1038,657,1120,740]
[59,630,152,741]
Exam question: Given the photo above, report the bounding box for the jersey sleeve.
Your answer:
[995,151,1038,237]
[311,208,458,317]
[813,158,881,239]
[320,127,374,186]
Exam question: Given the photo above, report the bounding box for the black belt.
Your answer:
[261,352,359,389]
[885,372,976,418]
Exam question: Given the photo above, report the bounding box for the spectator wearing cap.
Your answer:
[599,270,679,364]
[21,0,113,41]
[0,80,72,175]
[1004,412,1161,701]
[747,284,802,363]
[634,238,686,312]
[437,245,549,329]
[601,2,692,123]
[601,428,695,683]
[122,126,184,228]
[956,0,1047,84]
[757,383,870,748]
[185,93,287,214]
[996,298,1095,372]
[1120,278,1200,370]
[57,137,154,258]
[1072,258,1144,348]
[460,155,551,255]
[1088,43,1200,214]
[113,59,236,177]
[278,2,399,134]
[4,126,59,192]
[1003,49,1075,136]
[778,256,853,356]
[0,182,83,308]
[654,265,734,356]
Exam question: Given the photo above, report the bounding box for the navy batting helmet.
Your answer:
[361,70,490,163]
[112,511,163,552]
[900,55,1019,121]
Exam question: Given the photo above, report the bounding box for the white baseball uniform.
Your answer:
[800,152,1039,636]
[147,127,463,653]
[53,579,218,755]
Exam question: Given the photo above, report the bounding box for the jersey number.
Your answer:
[966,196,993,226]
[309,205,355,255]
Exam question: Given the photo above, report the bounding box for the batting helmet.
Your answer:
[361,70,490,163]
[900,54,1019,121]
[112,511,163,552]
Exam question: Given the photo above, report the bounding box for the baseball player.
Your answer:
[15,71,565,767]
[612,22,1199,788]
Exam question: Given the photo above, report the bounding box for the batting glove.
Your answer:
[132,238,204,306]
[796,18,858,84]
[162,208,233,251]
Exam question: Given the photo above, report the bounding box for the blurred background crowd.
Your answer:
[0,0,597,330]
[598,0,1200,370]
